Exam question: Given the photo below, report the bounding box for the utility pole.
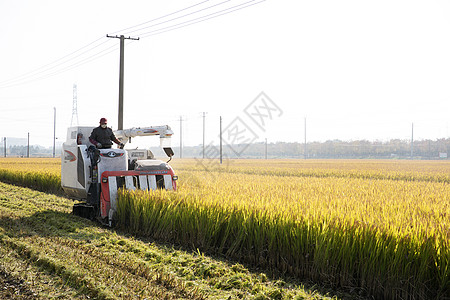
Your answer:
[202,112,206,158]
[27,132,30,158]
[3,137,6,157]
[411,122,414,159]
[304,117,307,160]
[53,107,56,158]
[179,116,183,158]
[265,138,268,159]
[71,84,79,126]
[106,34,139,130]
[220,116,223,164]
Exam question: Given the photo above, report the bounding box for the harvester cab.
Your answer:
[61,125,176,226]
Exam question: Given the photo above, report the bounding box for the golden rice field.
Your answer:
[0,157,449,299]
[171,160,449,242]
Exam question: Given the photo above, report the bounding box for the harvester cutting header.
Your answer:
[61,121,177,226]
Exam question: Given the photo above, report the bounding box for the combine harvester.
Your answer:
[61,125,177,226]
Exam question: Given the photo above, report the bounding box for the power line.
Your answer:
[0,36,108,86]
[0,0,265,89]
[0,42,118,89]
[121,1,265,49]
[125,0,231,36]
[139,0,265,39]
[0,1,220,88]
[116,0,214,36]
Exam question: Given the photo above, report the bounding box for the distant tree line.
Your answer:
[3,138,449,159]
[3,145,58,157]
[178,138,450,159]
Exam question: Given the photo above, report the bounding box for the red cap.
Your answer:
[99,118,107,124]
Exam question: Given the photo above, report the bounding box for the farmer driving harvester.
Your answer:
[89,118,124,149]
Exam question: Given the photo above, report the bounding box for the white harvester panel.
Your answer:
[61,127,96,199]
[163,175,173,190]
[108,176,118,212]
[61,144,91,199]
[125,176,136,190]
[97,149,128,176]
[148,176,157,190]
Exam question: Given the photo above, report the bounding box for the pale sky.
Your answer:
[1,0,449,150]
